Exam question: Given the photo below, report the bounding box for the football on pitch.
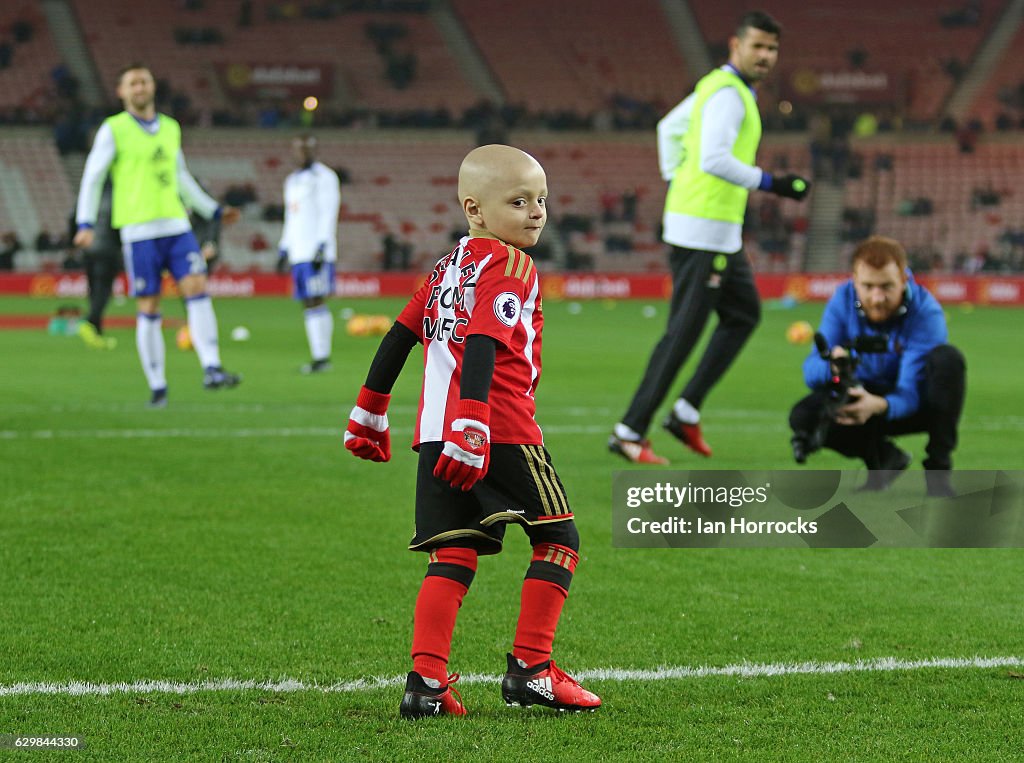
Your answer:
[346,314,391,337]
[346,315,370,336]
[786,320,814,345]
[176,325,193,351]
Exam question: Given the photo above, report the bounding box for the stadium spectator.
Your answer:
[238,0,253,27]
[385,45,417,89]
[11,19,34,44]
[955,121,979,153]
[940,0,982,28]
[0,231,21,270]
[621,188,639,223]
[74,63,242,407]
[970,185,1001,209]
[381,231,411,271]
[610,10,810,464]
[72,179,121,350]
[278,134,341,374]
[62,248,83,271]
[224,182,258,207]
[789,236,964,497]
[35,231,55,251]
[249,231,269,252]
[343,144,600,718]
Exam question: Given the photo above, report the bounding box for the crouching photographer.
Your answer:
[788,236,966,497]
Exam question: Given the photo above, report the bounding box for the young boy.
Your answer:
[343,144,601,718]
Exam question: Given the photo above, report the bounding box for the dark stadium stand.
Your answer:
[843,136,1024,271]
[0,2,63,120]
[451,0,691,115]
[690,0,1004,122]
[964,25,1024,129]
[71,0,480,118]
[1,0,1022,275]
[0,130,75,269]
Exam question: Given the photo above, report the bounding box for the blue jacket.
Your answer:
[802,273,947,420]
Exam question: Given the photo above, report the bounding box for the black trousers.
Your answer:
[83,250,121,333]
[789,345,966,470]
[622,246,761,435]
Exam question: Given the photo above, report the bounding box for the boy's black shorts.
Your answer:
[410,441,575,554]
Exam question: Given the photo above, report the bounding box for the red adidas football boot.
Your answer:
[607,433,669,465]
[501,653,601,712]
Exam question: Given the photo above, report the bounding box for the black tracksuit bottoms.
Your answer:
[622,246,761,436]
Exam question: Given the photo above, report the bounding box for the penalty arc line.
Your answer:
[1,655,1020,697]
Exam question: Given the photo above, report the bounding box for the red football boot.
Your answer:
[607,434,669,465]
[501,653,601,712]
[663,413,712,457]
[399,671,467,719]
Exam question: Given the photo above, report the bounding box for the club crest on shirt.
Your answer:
[493,292,522,327]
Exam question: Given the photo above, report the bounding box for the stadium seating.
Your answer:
[180,131,812,273]
[690,0,1004,122]
[0,130,75,269]
[5,0,1024,277]
[964,25,1024,129]
[71,0,479,116]
[0,2,63,112]
[450,0,691,115]
[70,0,228,112]
[843,137,1024,266]
[2,127,815,273]
[182,130,474,271]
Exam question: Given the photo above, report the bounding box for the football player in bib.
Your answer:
[74,64,241,406]
[344,145,600,718]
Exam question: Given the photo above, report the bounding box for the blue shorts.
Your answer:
[291,262,336,301]
[123,232,205,297]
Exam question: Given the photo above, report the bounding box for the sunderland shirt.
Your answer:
[397,233,544,447]
[279,161,341,264]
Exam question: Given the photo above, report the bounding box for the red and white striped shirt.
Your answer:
[397,234,544,446]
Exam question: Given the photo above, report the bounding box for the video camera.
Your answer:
[791,332,889,463]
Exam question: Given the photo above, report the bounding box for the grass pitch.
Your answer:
[1,294,1021,761]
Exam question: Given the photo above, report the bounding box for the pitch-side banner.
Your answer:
[612,471,1024,548]
[4,273,1024,304]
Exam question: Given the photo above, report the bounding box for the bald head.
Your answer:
[457,144,548,249]
[458,145,545,203]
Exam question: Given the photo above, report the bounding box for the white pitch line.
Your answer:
[0,424,787,440]
[1,655,1019,697]
[0,427,343,440]
[3,402,1021,430]
[3,416,1020,440]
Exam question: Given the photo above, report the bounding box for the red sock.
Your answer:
[411,547,477,685]
[512,543,578,668]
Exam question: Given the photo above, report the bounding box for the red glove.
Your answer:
[344,386,391,462]
[433,399,491,491]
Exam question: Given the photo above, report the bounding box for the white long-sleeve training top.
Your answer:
[657,70,768,253]
[279,161,341,264]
